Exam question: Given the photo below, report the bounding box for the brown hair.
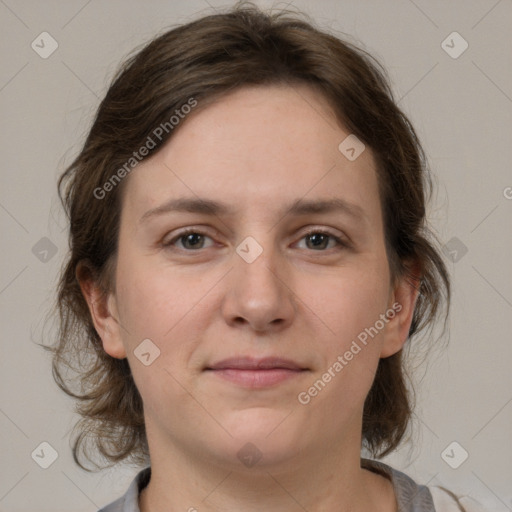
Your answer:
[47,1,450,470]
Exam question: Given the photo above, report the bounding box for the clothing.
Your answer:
[98,458,485,512]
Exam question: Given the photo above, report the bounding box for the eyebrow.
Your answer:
[139,197,367,224]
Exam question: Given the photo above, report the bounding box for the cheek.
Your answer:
[113,252,218,380]
[297,268,390,419]
[114,251,191,339]
[301,259,391,349]
[115,264,202,410]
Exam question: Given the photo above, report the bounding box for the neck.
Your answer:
[138,423,396,512]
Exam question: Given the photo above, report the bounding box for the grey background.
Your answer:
[1,1,511,511]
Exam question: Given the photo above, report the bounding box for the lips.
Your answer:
[205,357,308,388]
[206,357,305,371]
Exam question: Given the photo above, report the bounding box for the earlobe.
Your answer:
[380,270,421,358]
[76,261,127,359]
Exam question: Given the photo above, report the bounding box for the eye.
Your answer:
[163,229,215,251]
[163,228,348,253]
[296,230,347,251]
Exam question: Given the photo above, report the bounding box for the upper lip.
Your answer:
[206,357,305,371]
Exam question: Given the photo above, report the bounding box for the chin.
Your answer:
[219,408,305,469]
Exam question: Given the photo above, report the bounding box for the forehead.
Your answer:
[121,84,381,226]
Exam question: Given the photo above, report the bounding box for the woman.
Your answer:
[50,3,484,511]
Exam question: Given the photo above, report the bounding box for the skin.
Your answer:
[80,84,419,512]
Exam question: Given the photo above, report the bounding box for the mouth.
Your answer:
[204,357,308,388]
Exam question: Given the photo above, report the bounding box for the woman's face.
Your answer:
[90,84,416,470]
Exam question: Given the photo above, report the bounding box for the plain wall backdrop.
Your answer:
[0,1,511,511]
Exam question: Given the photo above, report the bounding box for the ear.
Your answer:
[76,261,127,359]
[380,265,421,358]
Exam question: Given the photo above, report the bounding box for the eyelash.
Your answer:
[163,228,349,253]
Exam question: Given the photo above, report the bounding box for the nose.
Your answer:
[221,237,296,334]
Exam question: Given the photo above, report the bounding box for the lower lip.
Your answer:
[206,368,305,388]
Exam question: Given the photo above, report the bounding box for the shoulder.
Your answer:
[362,458,435,510]
[361,458,486,512]
[428,486,487,512]
[98,496,124,512]
[98,466,151,512]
